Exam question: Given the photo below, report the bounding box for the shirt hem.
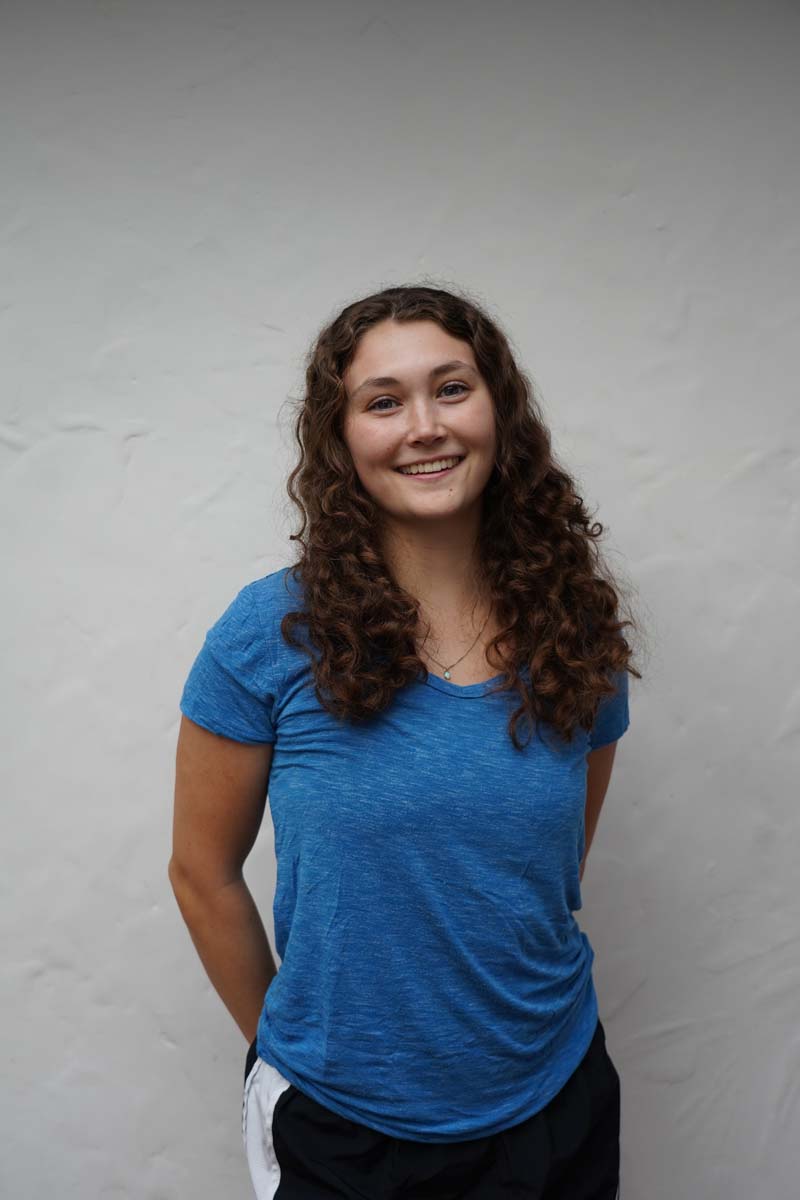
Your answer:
[255,982,599,1143]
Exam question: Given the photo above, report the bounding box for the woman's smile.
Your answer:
[395,455,466,479]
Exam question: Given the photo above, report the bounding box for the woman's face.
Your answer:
[341,319,497,528]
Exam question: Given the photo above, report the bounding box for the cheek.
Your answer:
[348,427,394,471]
[461,395,495,439]
[344,419,376,461]
[358,439,387,469]
[465,412,496,452]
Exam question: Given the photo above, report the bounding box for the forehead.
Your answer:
[343,320,477,391]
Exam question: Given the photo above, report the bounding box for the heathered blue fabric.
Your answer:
[179,566,630,1142]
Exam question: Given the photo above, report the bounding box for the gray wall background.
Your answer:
[2,1,798,1197]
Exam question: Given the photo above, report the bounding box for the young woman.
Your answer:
[171,284,641,1199]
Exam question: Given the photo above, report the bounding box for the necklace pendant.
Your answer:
[444,669,451,680]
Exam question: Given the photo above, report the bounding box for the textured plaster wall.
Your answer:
[2,1,798,1197]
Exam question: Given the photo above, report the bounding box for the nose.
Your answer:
[406,398,447,445]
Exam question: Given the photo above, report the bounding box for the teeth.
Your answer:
[399,456,461,475]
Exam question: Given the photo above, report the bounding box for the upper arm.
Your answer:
[170,714,274,893]
[586,739,618,808]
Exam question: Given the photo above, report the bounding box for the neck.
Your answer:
[380,514,487,620]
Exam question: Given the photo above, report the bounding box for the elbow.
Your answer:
[168,858,207,924]
[167,855,180,888]
[168,856,195,898]
[168,855,243,901]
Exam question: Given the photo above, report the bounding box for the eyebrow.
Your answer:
[351,359,478,399]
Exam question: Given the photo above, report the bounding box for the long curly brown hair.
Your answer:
[279,282,643,751]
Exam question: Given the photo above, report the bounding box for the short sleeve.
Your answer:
[179,583,277,744]
[588,668,630,750]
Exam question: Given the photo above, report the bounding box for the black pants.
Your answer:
[242,1019,620,1199]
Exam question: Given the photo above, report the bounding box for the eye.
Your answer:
[367,382,468,412]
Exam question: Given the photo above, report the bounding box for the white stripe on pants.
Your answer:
[242,1056,294,1199]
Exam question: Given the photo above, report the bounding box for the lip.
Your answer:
[394,456,465,479]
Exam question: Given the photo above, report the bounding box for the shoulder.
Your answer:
[208,565,300,631]
[244,564,304,621]
[588,669,630,750]
[221,564,314,678]
[179,569,302,745]
[237,565,307,653]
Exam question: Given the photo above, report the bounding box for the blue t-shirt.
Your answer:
[179,566,630,1142]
